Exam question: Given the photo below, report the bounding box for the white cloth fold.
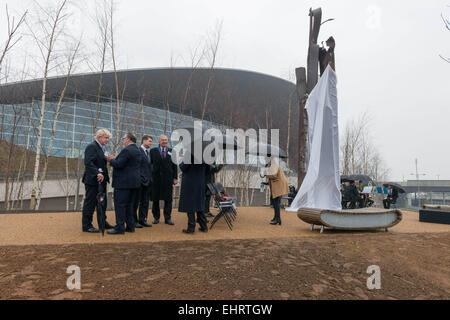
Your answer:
[287,65,342,211]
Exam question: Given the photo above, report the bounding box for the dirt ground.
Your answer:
[0,208,449,300]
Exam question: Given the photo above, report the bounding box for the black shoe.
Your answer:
[205,212,215,218]
[125,228,135,233]
[199,227,208,233]
[104,223,114,230]
[140,221,152,227]
[165,220,175,226]
[135,223,143,229]
[152,219,160,225]
[107,229,124,235]
[182,229,195,234]
[83,227,100,233]
[270,219,282,225]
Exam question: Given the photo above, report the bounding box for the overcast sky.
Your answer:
[2,0,450,181]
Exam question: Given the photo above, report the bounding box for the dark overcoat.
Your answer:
[110,144,142,190]
[82,141,110,186]
[150,146,178,201]
[178,163,210,213]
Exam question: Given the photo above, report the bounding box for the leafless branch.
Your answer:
[0,5,28,72]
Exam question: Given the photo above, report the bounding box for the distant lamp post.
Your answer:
[410,158,426,207]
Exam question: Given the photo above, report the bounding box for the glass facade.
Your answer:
[0,97,218,158]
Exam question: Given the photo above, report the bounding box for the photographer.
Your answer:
[263,157,289,226]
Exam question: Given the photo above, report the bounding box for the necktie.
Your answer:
[145,149,150,162]
[162,148,166,158]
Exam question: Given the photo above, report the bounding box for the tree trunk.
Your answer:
[36,43,79,210]
[296,67,307,188]
[30,0,68,210]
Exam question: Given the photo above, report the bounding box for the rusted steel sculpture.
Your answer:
[296,7,335,187]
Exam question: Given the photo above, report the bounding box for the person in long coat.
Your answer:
[178,155,210,234]
[265,157,289,225]
[150,135,178,225]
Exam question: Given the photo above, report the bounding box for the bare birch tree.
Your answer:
[201,20,223,121]
[105,0,121,155]
[3,104,23,210]
[178,42,206,122]
[0,5,27,74]
[92,0,111,134]
[440,13,450,63]
[340,112,390,182]
[36,40,81,210]
[28,0,70,210]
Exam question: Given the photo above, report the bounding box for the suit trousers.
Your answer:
[152,200,172,221]
[82,182,108,230]
[187,211,207,232]
[133,184,151,224]
[114,188,138,233]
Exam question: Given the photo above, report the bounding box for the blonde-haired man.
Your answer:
[82,129,114,233]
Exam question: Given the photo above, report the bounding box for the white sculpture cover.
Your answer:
[287,65,342,211]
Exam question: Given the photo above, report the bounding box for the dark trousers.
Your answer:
[152,199,172,221]
[205,194,212,213]
[343,199,358,209]
[133,184,151,224]
[114,188,138,233]
[82,182,108,231]
[187,211,207,232]
[383,197,395,209]
[271,196,281,221]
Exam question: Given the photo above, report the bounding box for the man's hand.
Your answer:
[105,155,115,162]
[97,173,105,183]
[173,179,178,185]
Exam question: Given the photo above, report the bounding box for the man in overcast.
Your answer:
[150,135,178,225]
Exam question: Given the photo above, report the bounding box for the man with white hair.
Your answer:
[81,129,114,233]
[150,135,178,225]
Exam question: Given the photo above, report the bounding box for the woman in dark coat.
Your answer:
[178,156,210,234]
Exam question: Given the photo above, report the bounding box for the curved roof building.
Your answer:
[0,68,298,169]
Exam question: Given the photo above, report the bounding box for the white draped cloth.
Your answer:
[287,65,342,211]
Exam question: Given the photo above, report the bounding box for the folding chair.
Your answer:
[207,182,238,230]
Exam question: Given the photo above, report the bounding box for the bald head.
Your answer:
[159,135,168,148]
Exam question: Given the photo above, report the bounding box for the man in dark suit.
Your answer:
[106,132,142,235]
[133,135,153,228]
[383,185,399,209]
[150,135,178,225]
[81,129,114,233]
